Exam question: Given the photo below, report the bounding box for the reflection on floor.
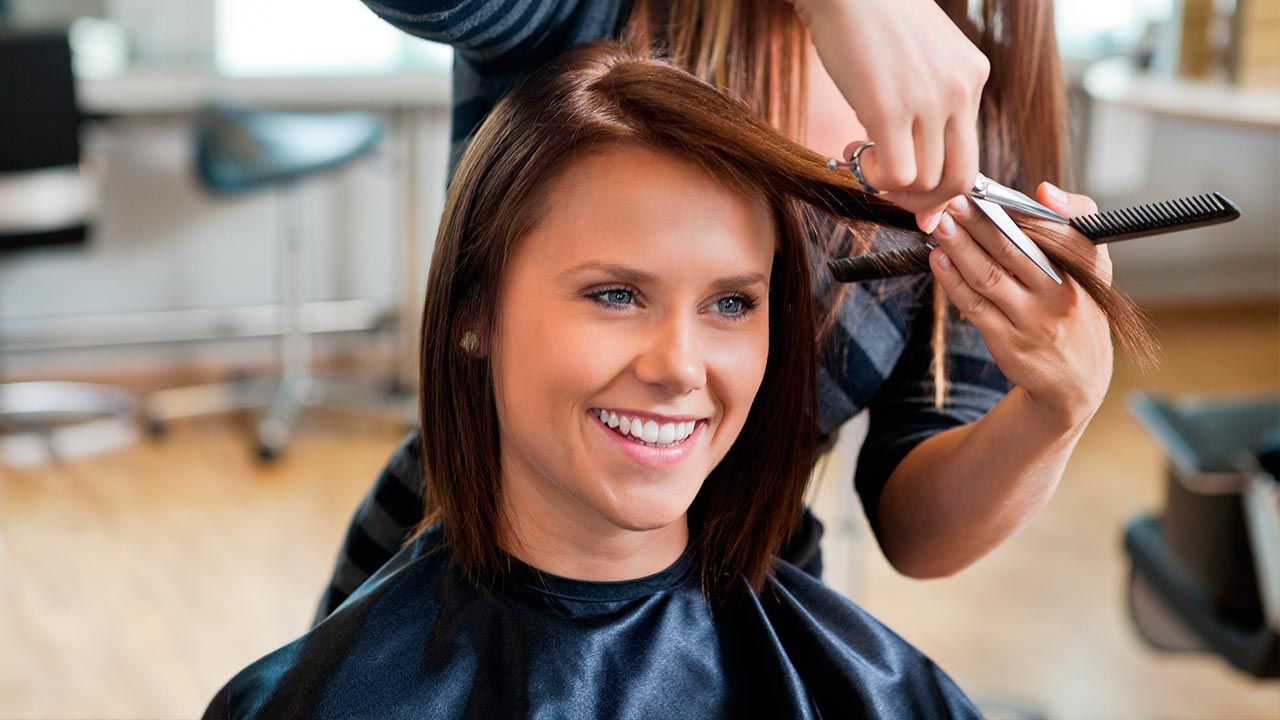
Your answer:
[1,303,1277,719]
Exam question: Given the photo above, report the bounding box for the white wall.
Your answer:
[1084,109,1280,305]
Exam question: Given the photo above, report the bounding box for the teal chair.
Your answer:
[144,103,400,460]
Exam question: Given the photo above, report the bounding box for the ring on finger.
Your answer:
[825,141,890,197]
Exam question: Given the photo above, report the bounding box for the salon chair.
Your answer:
[1123,392,1280,679]
[143,103,402,460]
[0,30,137,466]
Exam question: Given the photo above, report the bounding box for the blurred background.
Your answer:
[0,0,1276,718]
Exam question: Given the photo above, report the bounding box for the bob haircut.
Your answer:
[416,41,1155,597]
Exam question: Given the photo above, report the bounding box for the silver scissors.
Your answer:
[968,172,1066,284]
[828,142,1069,284]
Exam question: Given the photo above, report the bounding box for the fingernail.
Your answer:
[948,195,968,213]
[1043,181,1068,205]
[935,249,952,271]
[935,212,956,237]
[919,211,943,234]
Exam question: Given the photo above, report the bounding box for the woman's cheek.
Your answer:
[709,324,770,422]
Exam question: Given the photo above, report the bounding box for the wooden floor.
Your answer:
[1,304,1277,719]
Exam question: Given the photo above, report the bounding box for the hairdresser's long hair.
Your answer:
[418,41,1154,598]
[624,0,1068,212]
[623,0,1105,405]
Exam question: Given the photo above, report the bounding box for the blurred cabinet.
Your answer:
[1080,57,1280,306]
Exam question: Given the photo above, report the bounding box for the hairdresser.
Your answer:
[314,0,1114,620]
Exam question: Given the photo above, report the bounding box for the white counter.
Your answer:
[78,62,452,114]
[1083,57,1280,131]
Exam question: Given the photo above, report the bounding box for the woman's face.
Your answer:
[491,144,774,547]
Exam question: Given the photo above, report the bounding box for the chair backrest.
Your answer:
[0,30,90,251]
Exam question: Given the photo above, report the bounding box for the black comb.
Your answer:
[829,192,1242,283]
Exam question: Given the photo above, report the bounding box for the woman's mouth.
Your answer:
[591,408,702,448]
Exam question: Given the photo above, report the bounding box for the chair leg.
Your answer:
[255,377,310,460]
[142,183,413,460]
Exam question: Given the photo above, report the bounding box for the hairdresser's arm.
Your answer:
[874,185,1113,579]
[789,0,988,230]
[360,0,587,58]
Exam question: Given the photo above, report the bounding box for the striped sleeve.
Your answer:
[361,0,600,62]
[313,431,426,624]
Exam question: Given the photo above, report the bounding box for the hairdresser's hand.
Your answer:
[927,183,1115,430]
[792,0,988,231]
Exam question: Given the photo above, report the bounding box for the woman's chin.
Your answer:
[596,495,692,533]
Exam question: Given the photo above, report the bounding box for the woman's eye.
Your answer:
[714,296,745,316]
[591,288,635,308]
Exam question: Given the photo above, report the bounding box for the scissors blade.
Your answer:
[971,173,1069,224]
[971,197,1063,285]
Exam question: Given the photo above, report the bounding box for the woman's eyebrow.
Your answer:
[561,261,767,290]
[560,262,657,285]
[708,273,769,292]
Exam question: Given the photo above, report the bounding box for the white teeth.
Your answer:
[657,423,675,444]
[642,420,659,444]
[596,410,701,447]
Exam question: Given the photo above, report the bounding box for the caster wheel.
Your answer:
[257,443,281,462]
[147,417,168,438]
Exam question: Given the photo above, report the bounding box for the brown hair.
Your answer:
[620,0,1123,407]
[417,41,1155,597]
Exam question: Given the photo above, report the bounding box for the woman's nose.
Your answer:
[633,315,706,395]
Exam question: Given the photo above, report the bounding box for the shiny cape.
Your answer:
[204,526,979,719]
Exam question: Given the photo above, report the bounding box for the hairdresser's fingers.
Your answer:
[848,123,972,229]
[841,139,943,227]
[930,208,1040,328]
[1037,181,1098,217]
[909,115,980,234]
[939,114,981,209]
[929,245,1013,332]
[942,195,1061,293]
[910,117,946,192]
[1036,182,1113,286]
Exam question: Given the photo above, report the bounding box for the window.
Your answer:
[1056,0,1176,59]
[215,0,450,75]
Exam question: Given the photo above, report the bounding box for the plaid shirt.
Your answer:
[315,0,1010,622]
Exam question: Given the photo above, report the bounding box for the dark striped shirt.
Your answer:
[316,0,1011,622]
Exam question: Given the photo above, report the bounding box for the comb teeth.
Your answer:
[1069,192,1240,243]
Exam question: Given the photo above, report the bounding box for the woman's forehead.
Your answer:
[520,145,776,280]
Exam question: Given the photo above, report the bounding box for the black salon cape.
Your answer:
[204,525,978,719]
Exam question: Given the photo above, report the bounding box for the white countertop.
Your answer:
[79,62,452,114]
[1083,57,1280,130]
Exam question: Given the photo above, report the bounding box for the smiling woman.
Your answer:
[200,40,1075,719]
[414,41,852,599]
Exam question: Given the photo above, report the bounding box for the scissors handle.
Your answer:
[970,173,1069,224]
